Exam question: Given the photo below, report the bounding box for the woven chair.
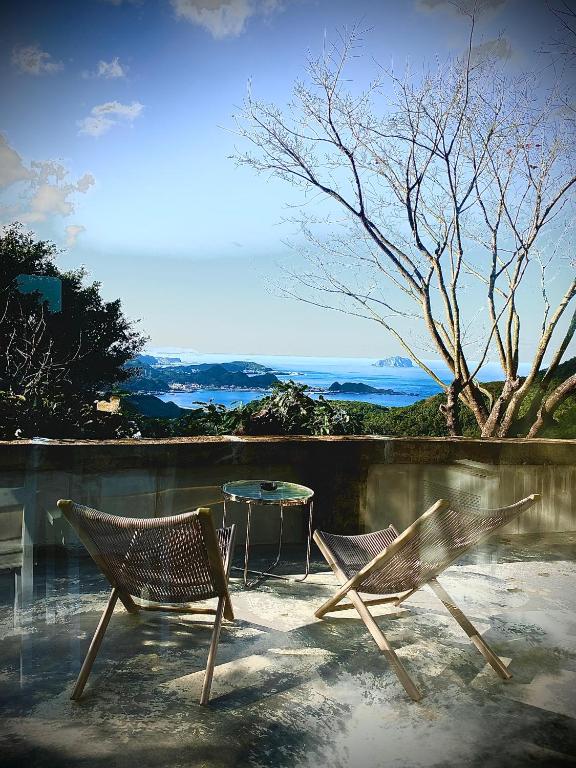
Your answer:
[313,493,540,702]
[57,500,236,705]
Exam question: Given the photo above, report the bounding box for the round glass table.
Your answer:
[222,480,314,588]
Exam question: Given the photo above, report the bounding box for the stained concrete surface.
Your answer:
[0,537,575,768]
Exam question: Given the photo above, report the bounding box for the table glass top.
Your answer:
[222,480,314,504]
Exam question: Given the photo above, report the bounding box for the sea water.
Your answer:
[151,350,525,411]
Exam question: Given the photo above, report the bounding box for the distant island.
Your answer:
[328,381,416,395]
[373,356,414,368]
[123,356,281,393]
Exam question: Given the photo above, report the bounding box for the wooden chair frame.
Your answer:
[58,501,235,705]
[313,494,540,702]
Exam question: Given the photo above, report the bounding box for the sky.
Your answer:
[1,0,575,360]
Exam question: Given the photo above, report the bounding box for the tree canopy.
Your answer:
[0,223,146,438]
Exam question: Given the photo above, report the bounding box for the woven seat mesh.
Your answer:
[318,496,535,595]
[65,502,232,604]
[422,481,482,513]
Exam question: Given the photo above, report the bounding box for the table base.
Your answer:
[223,498,314,588]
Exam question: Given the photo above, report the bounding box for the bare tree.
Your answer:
[0,291,80,401]
[233,19,576,437]
[545,1,576,60]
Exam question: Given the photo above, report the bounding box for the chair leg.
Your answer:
[427,578,512,680]
[199,595,226,705]
[315,590,350,618]
[348,589,422,702]
[313,532,421,701]
[313,534,356,618]
[71,588,119,700]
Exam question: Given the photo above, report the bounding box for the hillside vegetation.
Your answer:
[338,357,576,439]
[117,358,576,440]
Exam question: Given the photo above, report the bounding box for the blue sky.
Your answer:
[1,0,574,359]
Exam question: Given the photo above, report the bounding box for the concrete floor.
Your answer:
[1,537,576,768]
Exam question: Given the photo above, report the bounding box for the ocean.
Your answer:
[151,350,527,411]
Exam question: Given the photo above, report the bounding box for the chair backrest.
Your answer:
[57,500,231,604]
[358,494,540,595]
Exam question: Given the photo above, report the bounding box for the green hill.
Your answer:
[338,357,576,438]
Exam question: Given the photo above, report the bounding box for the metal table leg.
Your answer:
[242,501,288,588]
[294,499,314,582]
[243,501,253,586]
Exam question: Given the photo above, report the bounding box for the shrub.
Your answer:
[236,381,358,436]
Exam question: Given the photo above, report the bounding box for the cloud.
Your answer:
[171,0,283,39]
[83,56,128,79]
[22,167,95,223]
[416,0,506,14]
[78,100,144,137]
[0,136,95,227]
[0,136,33,188]
[65,224,86,247]
[12,45,63,75]
[97,57,127,78]
[471,37,512,63]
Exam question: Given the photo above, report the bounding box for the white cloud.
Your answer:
[92,101,143,118]
[22,167,95,224]
[12,45,63,75]
[97,57,127,78]
[78,116,114,137]
[25,184,76,221]
[0,137,95,229]
[65,224,86,247]
[416,0,506,14]
[76,173,95,193]
[471,37,512,63]
[78,100,144,137]
[171,0,283,39]
[83,56,128,79]
[0,136,33,188]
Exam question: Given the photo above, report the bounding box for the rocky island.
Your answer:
[328,381,415,395]
[373,356,414,368]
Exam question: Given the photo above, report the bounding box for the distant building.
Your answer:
[96,395,121,413]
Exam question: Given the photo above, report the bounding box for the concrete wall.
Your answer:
[366,461,576,534]
[0,436,575,552]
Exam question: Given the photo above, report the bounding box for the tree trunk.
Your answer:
[527,373,576,438]
[440,381,462,436]
[460,381,489,430]
[480,377,521,437]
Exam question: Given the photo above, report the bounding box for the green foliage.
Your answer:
[337,361,576,439]
[233,381,358,436]
[124,400,243,438]
[0,390,138,440]
[123,362,576,441]
[512,356,576,438]
[102,370,576,441]
[127,383,358,438]
[1,224,146,398]
[337,396,480,437]
[0,223,147,439]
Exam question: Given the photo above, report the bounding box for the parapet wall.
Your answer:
[0,436,575,548]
